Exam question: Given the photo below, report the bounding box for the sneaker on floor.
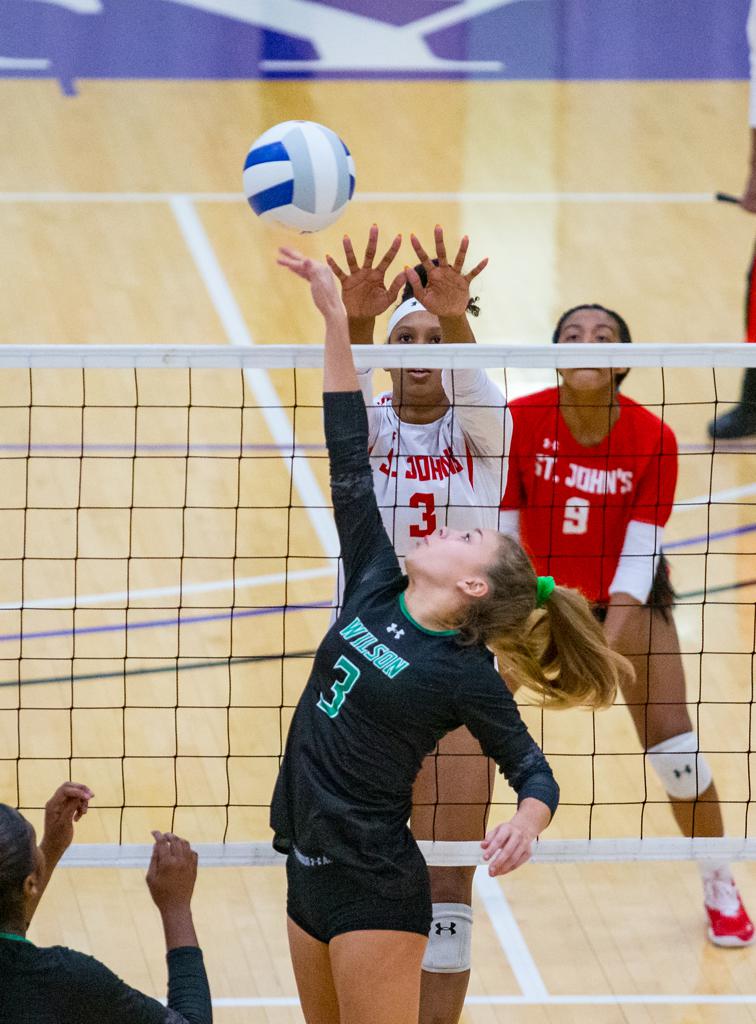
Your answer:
[704,872,755,948]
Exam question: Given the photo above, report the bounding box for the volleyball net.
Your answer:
[0,342,755,867]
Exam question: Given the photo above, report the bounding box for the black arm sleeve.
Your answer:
[455,663,559,817]
[165,947,213,1024]
[324,390,399,598]
[62,946,212,1024]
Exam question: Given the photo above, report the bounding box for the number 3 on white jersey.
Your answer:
[563,496,590,535]
[409,492,437,538]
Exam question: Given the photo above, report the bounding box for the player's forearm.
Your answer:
[322,300,359,393]
[439,313,475,343]
[26,834,70,920]
[348,316,376,345]
[160,905,200,951]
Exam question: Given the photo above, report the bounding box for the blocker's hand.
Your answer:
[278,247,344,318]
[405,226,488,319]
[41,782,94,859]
[146,831,199,912]
[481,819,535,877]
[326,225,405,319]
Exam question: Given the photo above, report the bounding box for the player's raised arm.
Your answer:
[277,248,399,595]
[406,228,507,459]
[277,246,356,391]
[29,782,94,924]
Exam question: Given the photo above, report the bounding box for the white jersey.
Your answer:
[358,367,512,559]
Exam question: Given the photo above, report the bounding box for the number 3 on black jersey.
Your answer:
[317,655,361,718]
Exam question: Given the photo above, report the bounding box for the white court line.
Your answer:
[6,479,747,609]
[473,866,548,1000]
[208,994,756,1007]
[0,566,336,611]
[676,480,756,511]
[0,191,722,204]
[169,196,338,560]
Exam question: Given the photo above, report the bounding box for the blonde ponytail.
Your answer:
[496,585,629,709]
[457,534,631,710]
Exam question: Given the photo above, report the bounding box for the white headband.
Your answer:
[386,297,428,339]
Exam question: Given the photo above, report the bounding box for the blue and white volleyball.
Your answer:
[243,120,356,233]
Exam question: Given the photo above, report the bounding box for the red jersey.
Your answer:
[500,387,678,604]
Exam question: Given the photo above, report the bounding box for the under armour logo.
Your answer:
[387,623,404,639]
[673,765,693,779]
[435,922,456,935]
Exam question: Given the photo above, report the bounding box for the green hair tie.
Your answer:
[536,575,555,608]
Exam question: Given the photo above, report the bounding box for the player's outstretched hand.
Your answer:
[480,819,535,877]
[406,226,488,319]
[146,831,198,912]
[40,782,94,859]
[325,225,405,320]
[278,247,345,319]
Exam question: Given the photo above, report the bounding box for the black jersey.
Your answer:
[0,939,212,1024]
[270,390,558,897]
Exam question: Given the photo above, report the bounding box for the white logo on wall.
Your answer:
[10,0,534,73]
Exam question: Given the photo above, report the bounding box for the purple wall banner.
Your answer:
[0,0,750,94]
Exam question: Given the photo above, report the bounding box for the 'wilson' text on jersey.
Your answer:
[339,617,409,679]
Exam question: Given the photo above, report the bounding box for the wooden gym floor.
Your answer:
[1,77,756,1021]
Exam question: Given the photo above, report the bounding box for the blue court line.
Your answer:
[664,522,756,550]
[0,601,332,644]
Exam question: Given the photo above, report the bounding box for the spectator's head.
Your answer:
[0,805,40,932]
[552,304,631,389]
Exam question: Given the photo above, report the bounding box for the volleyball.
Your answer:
[243,120,356,233]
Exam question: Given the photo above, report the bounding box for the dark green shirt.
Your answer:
[0,939,212,1024]
[270,390,558,897]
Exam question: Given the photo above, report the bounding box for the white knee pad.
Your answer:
[422,903,473,974]
[646,731,713,799]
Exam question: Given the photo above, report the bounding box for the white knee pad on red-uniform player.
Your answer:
[422,903,473,973]
[646,731,713,799]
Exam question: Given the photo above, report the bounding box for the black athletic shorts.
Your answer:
[286,847,432,943]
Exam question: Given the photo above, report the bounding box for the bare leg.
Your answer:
[411,725,495,1024]
[329,930,427,1024]
[287,916,341,1024]
[613,605,724,838]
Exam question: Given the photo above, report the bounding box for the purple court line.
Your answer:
[665,522,756,550]
[0,524,751,645]
[0,602,332,644]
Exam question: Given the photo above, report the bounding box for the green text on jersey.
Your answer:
[339,617,409,679]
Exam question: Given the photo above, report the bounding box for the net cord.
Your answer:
[1,343,756,370]
[60,838,756,869]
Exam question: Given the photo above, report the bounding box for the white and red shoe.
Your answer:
[703,871,755,947]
